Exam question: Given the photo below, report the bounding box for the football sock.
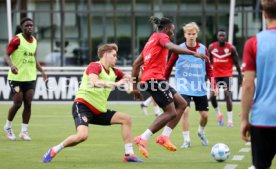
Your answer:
[4,120,12,129]
[198,125,205,134]
[141,129,153,141]
[143,97,152,106]
[227,111,233,122]
[183,131,190,142]
[21,123,29,132]
[53,143,64,153]
[154,106,161,115]
[215,107,220,116]
[125,143,134,155]
[162,126,172,137]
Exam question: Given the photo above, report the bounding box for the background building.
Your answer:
[0,0,263,66]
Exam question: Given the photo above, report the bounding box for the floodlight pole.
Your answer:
[228,0,236,44]
[7,0,12,41]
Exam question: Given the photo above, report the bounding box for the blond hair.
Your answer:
[183,22,200,33]
[97,43,118,58]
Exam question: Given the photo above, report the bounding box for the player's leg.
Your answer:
[179,95,191,148]
[110,111,143,162]
[134,81,180,157]
[194,96,209,146]
[4,81,23,141]
[181,108,191,148]
[157,90,186,151]
[152,99,162,116]
[140,96,152,115]
[211,78,223,126]
[42,102,90,163]
[224,77,233,127]
[19,88,34,141]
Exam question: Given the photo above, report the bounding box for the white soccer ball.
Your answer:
[211,143,230,162]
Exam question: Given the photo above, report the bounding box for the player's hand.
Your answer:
[116,78,129,87]
[10,65,18,74]
[41,71,48,82]
[133,89,144,101]
[194,53,209,61]
[240,119,251,142]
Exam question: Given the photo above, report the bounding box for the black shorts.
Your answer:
[72,102,116,128]
[181,94,209,111]
[215,77,232,91]
[144,80,177,108]
[8,80,36,95]
[251,126,276,169]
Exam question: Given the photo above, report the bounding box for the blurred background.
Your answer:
[0,0,263,67]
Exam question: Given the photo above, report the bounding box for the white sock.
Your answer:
[162,126,172,137]
[154,106,161,115]
[198,125,205,134]
[4,120,12,129]
[143,97,152,106]
[21,123,29,132]
[215,107,220,115]
[227,111,233,122]
[124,143,134,155]
[182,131,190,142]
[53,143,64,153]
[141,129,153,141]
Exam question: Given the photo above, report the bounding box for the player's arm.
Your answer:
[4,36,20,74]
[232,46,242,85]
[205,49,217,94]
[35,50,47,81]
[208,44,213,64]
[240,37,256,142]
[131,54,144,100]
[164,52,178,80]
[89,73,128,88]
[240,71,255,142]
[164,42,208,61]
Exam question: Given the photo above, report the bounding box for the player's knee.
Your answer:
[123,115,132,126]
[13,101,23,109]
[169,111,177,120]
[201,112,208,120]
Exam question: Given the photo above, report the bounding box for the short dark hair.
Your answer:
[149,16,173,31]
[218,29,226,33]
[262,0,276,19]
[20,17,33,26]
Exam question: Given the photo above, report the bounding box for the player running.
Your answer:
[42,43,143,163]
[131,16,208,158]
[165,22,215,148]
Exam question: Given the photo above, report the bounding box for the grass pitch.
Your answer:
[0,102,275,169]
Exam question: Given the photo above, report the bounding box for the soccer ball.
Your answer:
[211,143,230,162]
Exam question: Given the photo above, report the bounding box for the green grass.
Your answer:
[0,103,275,169]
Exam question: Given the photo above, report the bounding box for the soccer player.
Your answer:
[42,43,143,163]
[209,29,242,127]
[131,16,208,158]
[140,96,162,116]
[241,0,276,168]
[3,17,47,141]
[165,22,214,148]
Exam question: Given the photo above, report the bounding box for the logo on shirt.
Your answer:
[224,48,230,54]
[144,54,151,61]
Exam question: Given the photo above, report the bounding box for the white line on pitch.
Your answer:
[232,155,245,161]
[223,164,238,169]
[239,148,251,153]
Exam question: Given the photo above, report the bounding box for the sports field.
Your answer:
[0,103,275,169]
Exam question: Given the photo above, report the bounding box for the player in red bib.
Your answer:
[209,29,242,127]
[131,16,208,158]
